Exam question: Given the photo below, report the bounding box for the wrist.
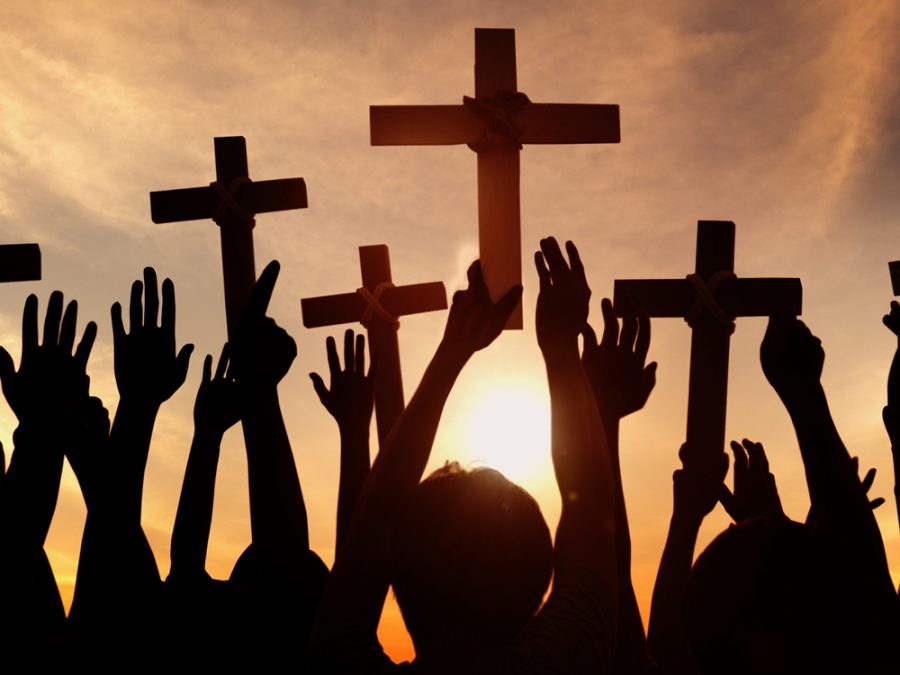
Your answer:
[670,507,704,534]
[434,340,472,372]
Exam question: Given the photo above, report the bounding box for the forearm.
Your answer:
[647,511,701,673]
[170,429,222,579]
[241,386,309,561]
[336,425,370,554]
[545,345,617,592]
[366,341,468,508]
[3,424,64,548]
[108,396,160,521]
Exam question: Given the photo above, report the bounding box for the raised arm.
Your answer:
[170,346,240,582]
[647,444,727,674]
[0,292,96,671]
[310,260,519,665]
[68,269,191,668]
[230,261,309,573]
[581,298,656,672]
[310,330,374,554]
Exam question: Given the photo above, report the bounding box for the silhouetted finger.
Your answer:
[175,344,194,385]
[718,484,738,521]
[581,324,598,353]
[729,440,748,475]
[861,467,876,492]
[21,294,38,367]
[344,329,354,372]
[161,278,176,341]
[309,372,329,404]
[600,298,618,347]
[59,300,78,354]
[744,439,768,472]
[565,240,584,274]
[635,312,651,364]
[214,344,229,380]
[326,336,340,376]
[355,333,365,373]
[43,290,64,347]
[129,279,143,333]
[74,321,97,370]
[539,237,568,277]
[246,260,279,320]
[534,252,550,290]
[144,268,159,327]
[620,306,638,352]
[0,348,15,394]
[111,302,125,346]
[870,497,885,509]
[202,354,213,385]
[493,284,522,327]
[643,362,658,394]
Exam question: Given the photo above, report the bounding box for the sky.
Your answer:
[2,0,900,663]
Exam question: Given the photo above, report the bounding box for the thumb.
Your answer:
[718,484,738,522]
[175,344,194,383]
[309,372,329,405]
[0,346,15,388]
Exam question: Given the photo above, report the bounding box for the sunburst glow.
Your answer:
[463,385,551,482]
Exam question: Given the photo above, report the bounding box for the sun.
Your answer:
[463,385,551,482]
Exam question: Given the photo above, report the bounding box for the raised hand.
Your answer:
[311,329,374,551]
[310,330,374,431]
[440,260,521,359]
[231,261,296,393]
[0,292,96,427]
[582,298,657,423]
[672,443,729,525]
[760,314,823,404]
[534,238,590,353]
[65,395,111,509]
[0,292,97,543]
[718,439,785,523]
[852,458,885,510]
[194,346,240,438]
[111,267,193,406]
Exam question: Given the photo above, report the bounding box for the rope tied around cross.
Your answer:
[357,282,400,329]
[685,271,737,334]
[463,90,532,152]
[210,177,255,228]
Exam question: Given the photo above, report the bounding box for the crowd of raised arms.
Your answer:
[0,237,898,674]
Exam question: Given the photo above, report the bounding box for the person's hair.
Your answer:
[684,517,844,674]
[389,463,553,651]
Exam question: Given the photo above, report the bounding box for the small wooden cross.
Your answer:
[370,27,620,329]
[149,136,307,336]
[0,244,40,283]
[301,245,447,445]
[614,221,802,469]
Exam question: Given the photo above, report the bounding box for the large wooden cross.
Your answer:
[301,245,447,445]
[0,244,40,283]
[614,221,802,469]
[370,27,620,329]
[149,136,307,336]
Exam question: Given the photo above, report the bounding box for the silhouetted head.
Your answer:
[389,463,553,658]
[685,517,849,674]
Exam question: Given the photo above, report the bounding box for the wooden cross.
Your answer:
[149,136,307,336]
[370,27,620,329]
[614,221,802,469]
[0,244,40,283]
[301,245,447,445]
